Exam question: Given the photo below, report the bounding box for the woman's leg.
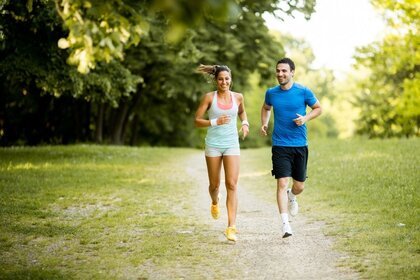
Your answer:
[205,156,223,205]
[223,155,240,227]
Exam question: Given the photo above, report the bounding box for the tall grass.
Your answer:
[240,138,420,279]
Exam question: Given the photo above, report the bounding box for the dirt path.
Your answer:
[186,151,359,280]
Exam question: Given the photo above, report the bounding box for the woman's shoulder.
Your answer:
[202,91,215,101]
[205,91,215,96]
[231,91,244,101]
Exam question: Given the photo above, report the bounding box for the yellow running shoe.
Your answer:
[226,225,239,234]
[211,204,220,219]
[225,226,237,242]
[210,193,221,219]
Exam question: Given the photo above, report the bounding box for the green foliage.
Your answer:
[0,0,143,145]
[0,0,317,146]
[54,0,317,74]
[371,0,419,29]
[56,0,148,73]
[70,61,142,106]
[0,0,141,105]
[353,0,419,138]
[327,75,361,139]
[241,72,274,148]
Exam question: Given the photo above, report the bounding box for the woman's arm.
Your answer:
[194,93,213,128]
[236,93,249,139]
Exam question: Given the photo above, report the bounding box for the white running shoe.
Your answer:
[282,223,293,238]
[287,189,299,217]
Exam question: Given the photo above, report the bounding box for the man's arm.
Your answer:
[293,101,322,126]
[306,101,322,121]
[260,103,272,136]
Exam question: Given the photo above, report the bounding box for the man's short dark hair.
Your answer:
[277,58,295,71]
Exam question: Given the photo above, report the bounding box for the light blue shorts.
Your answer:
[205,145,240,157]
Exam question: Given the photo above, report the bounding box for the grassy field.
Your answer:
[0,139,419,279]
[240,138,420,279]
[0,146,236,279]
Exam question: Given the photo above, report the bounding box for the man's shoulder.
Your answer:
[292,83,316,96]
[266,85,280,94]
[292,82,308,91]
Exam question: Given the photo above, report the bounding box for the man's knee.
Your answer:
[277,178,289,190]
[292,181,304,194]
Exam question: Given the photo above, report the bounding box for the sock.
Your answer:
[288,189,296,200]
[281,213,289,224]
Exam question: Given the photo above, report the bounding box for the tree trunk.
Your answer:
[126,91,143,146]
[84,101,91,141]
[129,113,140,146]
[95,103,105,143]
[111,101,130,145]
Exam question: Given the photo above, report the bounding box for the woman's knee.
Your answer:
[209,182,220,191]
[225,180,237,191]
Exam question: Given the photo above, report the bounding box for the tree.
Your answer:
[115,2,295,146]
[0,0,317,146]
[0,0,142,145]
[53,0,317,73]
[353,0,419,137]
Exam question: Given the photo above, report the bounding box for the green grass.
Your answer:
[0,145,234,279]
[0,139,419,279]
[240,138,420,279]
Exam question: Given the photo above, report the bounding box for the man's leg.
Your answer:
[288,180,304,216]
[277,177,292,238]
[288,146,308,216]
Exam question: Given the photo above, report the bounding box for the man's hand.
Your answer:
[293,114,307,126]
[261,124,268,136]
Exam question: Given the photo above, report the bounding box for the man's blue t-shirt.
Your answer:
[264,83,318,147]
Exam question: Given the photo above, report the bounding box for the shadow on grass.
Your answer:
[7,222,77,237]
[1,267,72,280]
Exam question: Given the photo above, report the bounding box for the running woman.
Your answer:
[195,64,249,242]
[261,58,322,238]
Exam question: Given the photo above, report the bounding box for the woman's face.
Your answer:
[216,70,231,91]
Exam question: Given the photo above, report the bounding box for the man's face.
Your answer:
[276,63,294,86]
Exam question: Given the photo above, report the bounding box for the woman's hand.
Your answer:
[217,115,231,125]
[239,122,249,140]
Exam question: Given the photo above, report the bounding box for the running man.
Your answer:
[261,57,322,238]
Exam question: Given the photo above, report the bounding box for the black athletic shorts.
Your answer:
[271,146,308,182]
